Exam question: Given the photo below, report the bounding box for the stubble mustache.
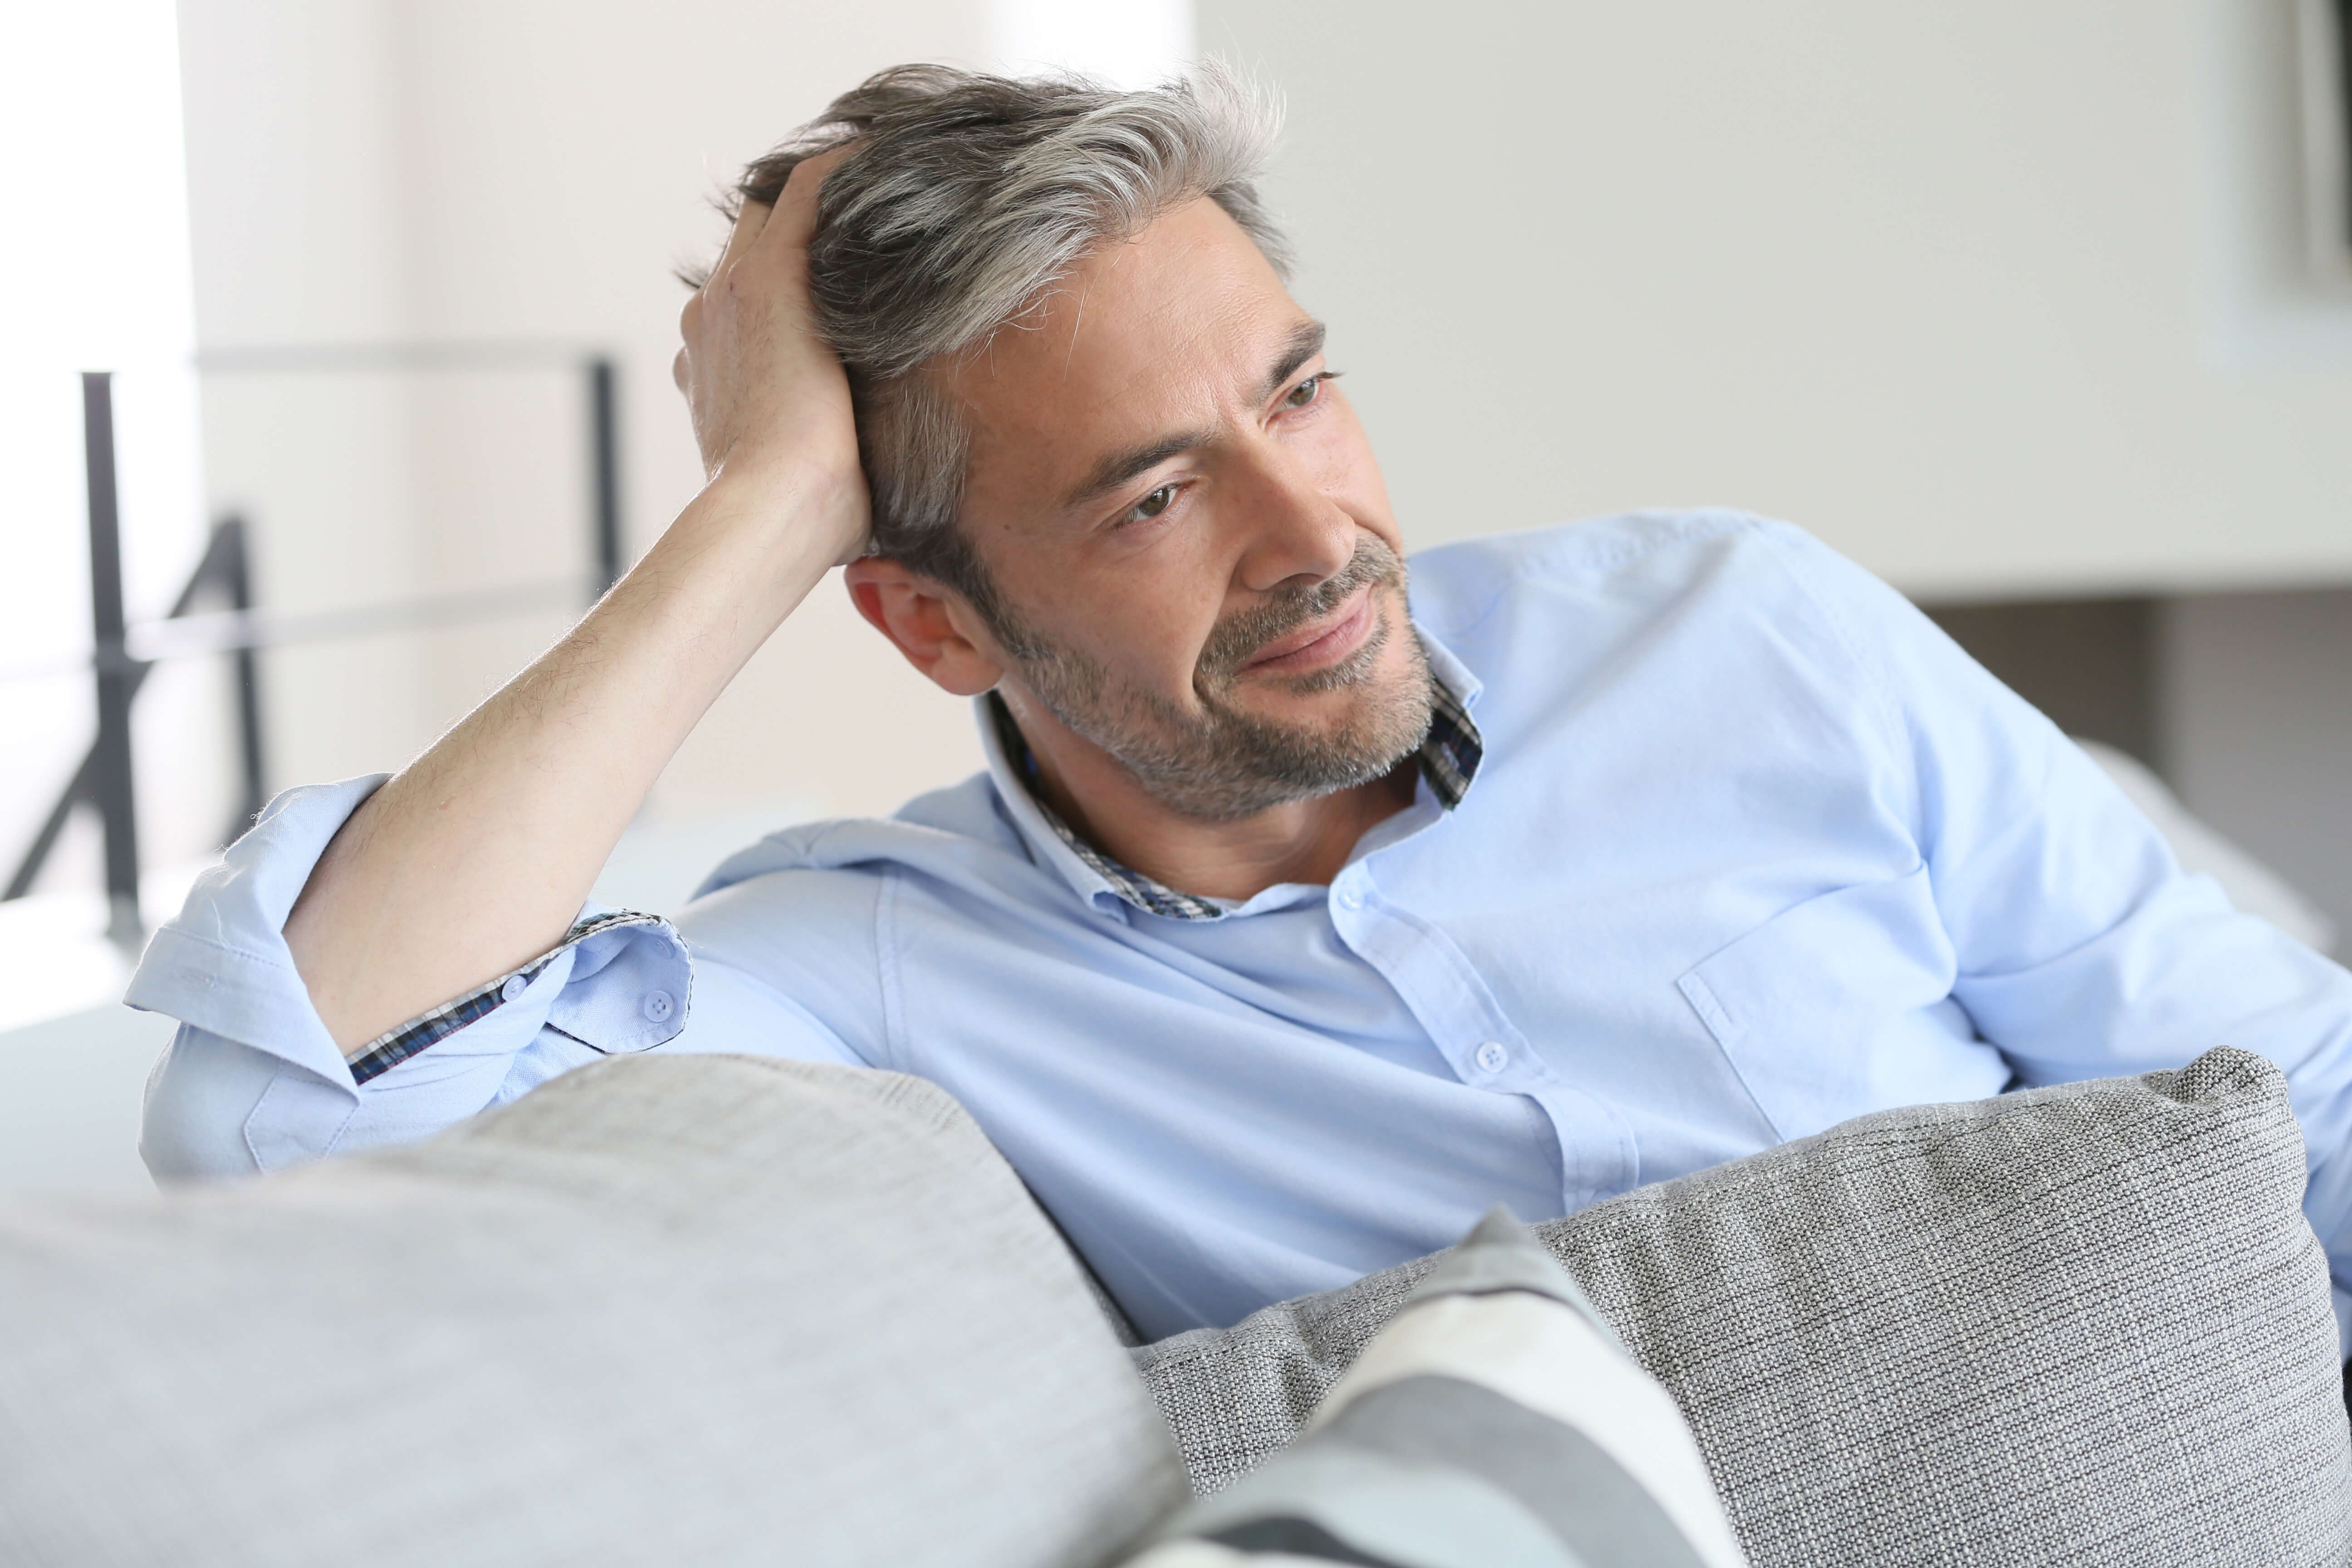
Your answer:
[1193,534,1408,695]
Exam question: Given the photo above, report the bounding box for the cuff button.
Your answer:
[641,989,676,1023]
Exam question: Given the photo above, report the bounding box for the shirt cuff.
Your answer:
[127,776,389,1093]
[129,773,691,1097]
[345,909,681,1084]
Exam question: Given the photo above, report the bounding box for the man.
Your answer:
[137,66,2352,1344]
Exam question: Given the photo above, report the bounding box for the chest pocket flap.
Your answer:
[1676,867,1965,1139]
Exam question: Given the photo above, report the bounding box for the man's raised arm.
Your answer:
[284,152,867,1054]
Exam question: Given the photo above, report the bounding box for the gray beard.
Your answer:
[990,535,1437,823]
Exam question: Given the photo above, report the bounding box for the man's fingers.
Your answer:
[676,143,860,477]
[711,197,775,282]
[752,145,853,260]
[693,143,851,318]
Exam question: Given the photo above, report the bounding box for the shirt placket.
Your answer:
[1324,862,1639,1214]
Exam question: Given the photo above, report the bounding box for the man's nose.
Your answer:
[1232,442,1356,595]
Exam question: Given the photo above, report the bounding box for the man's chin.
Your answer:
[1007,579,1436,822]
[1214,627,1433,773]
[1224,673,1405,738]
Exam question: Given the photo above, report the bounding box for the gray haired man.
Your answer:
[137,67,2352,1344]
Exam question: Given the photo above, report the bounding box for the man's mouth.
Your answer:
[1237,584,1378,677]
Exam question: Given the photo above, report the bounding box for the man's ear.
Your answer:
[842,556,1007,697]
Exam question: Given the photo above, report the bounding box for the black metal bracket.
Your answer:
[4,509,266,916]
[82,373,141,946]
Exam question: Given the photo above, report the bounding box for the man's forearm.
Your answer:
[283,466,853,1053]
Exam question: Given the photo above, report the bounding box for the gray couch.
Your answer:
[1,1047,2345,1566]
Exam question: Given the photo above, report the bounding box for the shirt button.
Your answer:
[499,974,529,1004]
[1475,1040,1509,1073]
[1334,888,1363,911]
[642,990,675,1023]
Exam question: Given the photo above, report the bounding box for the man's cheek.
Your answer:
[1085,604,1198,686]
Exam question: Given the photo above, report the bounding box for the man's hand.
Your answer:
[675,148,869,562]
[284,148,873,1053]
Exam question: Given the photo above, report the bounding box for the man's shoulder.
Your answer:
[686,771,1023,903]
[1406,509,1845,633]
[677,766,1104,952]
[1405,509,1809,616]
[1405,510,1924,750]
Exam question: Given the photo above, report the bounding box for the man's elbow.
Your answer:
[138,1026,277,1182]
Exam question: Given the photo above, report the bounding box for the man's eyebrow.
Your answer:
[1059,320,1332,514]
[1062,426,1216,513]
[1255,319,1328,406]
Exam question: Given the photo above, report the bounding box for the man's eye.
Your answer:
[1284,374,1323,409]
[1124,484,1179,525]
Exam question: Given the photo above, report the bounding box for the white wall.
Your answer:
[1198,0,2352,600]
[177,0,436,808]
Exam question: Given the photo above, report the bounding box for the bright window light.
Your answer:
[0,0,206,990]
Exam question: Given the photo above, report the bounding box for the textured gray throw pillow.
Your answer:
[0,1054,1185,1568]
[1126,1207,1749,1568]
[1136,1046,2352,1567]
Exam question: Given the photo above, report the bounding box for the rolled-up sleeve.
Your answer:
[130,775,706,1180]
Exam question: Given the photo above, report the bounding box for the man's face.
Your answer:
[946,197,1432,821]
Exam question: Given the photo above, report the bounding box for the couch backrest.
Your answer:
[0,1054,1186,1568]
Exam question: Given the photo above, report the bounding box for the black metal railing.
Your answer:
[2338,0,2352,250]
[4,347,624,944]
[5,510,265,915]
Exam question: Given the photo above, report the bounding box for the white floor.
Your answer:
[0,866,205,1198]
[0,1002,176,1196]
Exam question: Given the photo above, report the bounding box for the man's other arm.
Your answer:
[1761,522,2352,1351]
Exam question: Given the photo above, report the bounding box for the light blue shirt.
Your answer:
[132,512,2352,1344]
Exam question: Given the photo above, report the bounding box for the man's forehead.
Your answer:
[947,198,1315,502]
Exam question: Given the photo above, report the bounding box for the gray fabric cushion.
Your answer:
[1136,1047,2352,1567]
[0,1054,1185,1568]
[1126,1208,1748,1568]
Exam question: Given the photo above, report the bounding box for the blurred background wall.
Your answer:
[1208,0,2352,591]
[3,0,2347,1185]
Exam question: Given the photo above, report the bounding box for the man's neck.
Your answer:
[998,690,1419,901]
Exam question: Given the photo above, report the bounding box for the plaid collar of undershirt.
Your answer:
[987,661,1484,922]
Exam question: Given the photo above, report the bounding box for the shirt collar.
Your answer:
[975,624,1485,922]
